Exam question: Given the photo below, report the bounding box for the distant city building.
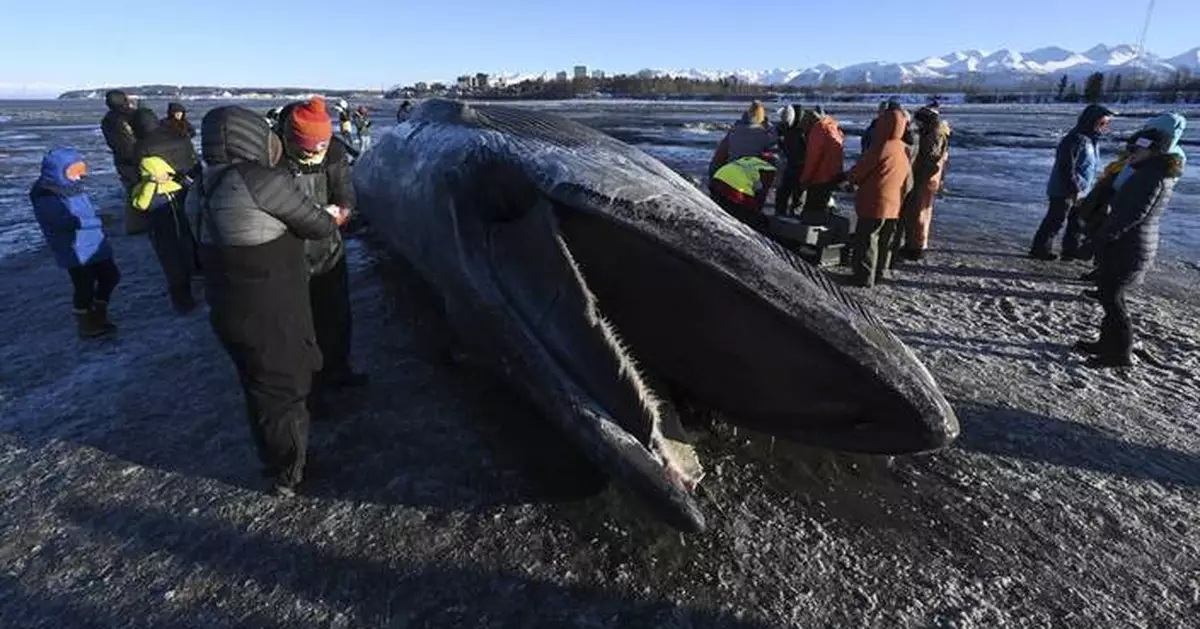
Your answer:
[475,72,490,89]
[414,82,428,92]
[574,65,588,80]
[591,70,605,80]
[556,71,568,82]
[456,75,473,90]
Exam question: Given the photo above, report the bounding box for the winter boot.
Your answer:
[1085,353,1133,369]
[1073,339,1106,355]
[91,300,118,336]
[170,288,198,315]
[74,309,111,339]
[315,366,370,390]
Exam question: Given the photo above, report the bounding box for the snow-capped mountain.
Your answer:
[620,43,1196,88]
[1167,47,1200,70]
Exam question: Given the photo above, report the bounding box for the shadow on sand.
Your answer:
[894,329,1063,360]
[23,498,774,629]
[890,277,1084,303]
[953,400,1200,488]
[0,238,611,514]
[908,263,1054,284]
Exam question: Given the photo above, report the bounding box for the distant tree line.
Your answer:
[382,69,1200,105]
[1044,70,1199,105]
[58,85,378,100]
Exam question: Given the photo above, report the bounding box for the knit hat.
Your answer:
[289,96,333,152]
[167,102,186,117]
[1142,112,1186,163]
[776,105,795,127]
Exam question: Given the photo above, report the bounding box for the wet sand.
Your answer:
[1,189,1197,628]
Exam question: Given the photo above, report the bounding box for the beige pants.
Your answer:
[904,174,941,251]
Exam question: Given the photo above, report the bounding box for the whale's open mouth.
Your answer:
[480,197,705,532]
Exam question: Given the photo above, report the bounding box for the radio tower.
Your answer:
[1135,0,1156,61]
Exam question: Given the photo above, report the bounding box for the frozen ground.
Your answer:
[1,100,1198,628]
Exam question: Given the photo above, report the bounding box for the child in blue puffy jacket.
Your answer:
[30,147,121,338]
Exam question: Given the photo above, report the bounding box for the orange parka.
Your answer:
[799,114,845,186]
[846,109,912,220]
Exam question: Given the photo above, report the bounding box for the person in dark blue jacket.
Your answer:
[1030,104,1114,260]
[1075,115,1186,368]
[29,147,121,339]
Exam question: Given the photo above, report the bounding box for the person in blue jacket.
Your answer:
[1030,104,1115,260]
[29,147,121,338]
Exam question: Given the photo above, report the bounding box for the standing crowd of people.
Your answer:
[705,98,1186,369]
[32,90,373,495]
[707,97,951,288]
[1029,105,1187,368]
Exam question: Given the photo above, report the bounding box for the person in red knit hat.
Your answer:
[276,96,367,415]
[289,96,334,153]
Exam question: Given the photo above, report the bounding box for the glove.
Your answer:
[325,205,350,227]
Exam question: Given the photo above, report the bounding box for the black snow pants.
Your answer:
[310,254,353,380]
[799,183,835,223]
[68,258,121,311]
[147,196,197,305]
[1095,278,1133,360]
[775,164,802,216]
[1031,196,1084,258]
[202,235,322,487]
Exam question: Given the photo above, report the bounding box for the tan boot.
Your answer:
[74,309,111,339]
[90,301,118,336]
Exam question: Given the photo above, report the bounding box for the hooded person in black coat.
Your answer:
[100,90,149,234]
[186,105,342,495]
[1074,125,1185,368]
[101,90,137,179]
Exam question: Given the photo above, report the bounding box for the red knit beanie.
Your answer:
[290,96,333,152]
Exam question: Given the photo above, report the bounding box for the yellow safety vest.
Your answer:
[713,156,776,197]
[131,155,184,211]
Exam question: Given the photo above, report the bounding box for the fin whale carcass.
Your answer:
[352,99,959,532]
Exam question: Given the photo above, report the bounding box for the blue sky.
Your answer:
[1,0,1196,96]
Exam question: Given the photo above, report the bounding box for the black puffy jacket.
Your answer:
[101,90,138,176]
[185,106,336,249]
[1096,152,1182,286]
[131,108,159,140]
[777,122,806,172]
[136,123,201,184]
[277,102,357,275]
